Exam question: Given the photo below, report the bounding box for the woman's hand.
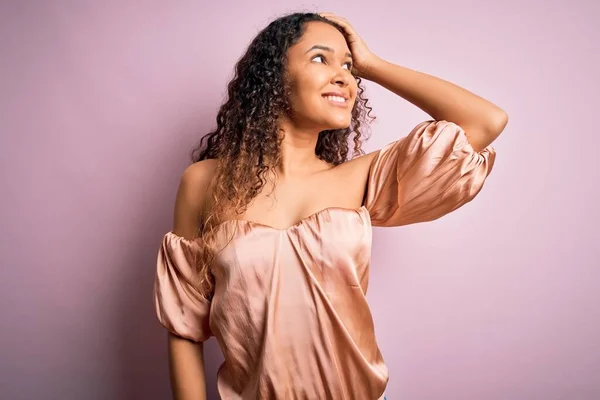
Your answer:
[318,12,379,78]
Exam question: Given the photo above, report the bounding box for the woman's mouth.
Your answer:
[322,94,349,107]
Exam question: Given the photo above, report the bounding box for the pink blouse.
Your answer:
[154,120,496,399]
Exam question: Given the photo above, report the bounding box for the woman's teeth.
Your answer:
[325,95,346,103]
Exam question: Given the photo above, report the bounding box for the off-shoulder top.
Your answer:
[153,120,496,399]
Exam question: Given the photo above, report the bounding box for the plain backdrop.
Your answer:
[1,0,599,399]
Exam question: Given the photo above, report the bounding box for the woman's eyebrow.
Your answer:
[305,44,352,59]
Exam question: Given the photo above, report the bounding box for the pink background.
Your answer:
[1,1,598,399]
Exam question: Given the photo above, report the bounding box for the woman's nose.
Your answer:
[331,71,349,86]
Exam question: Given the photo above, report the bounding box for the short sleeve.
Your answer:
[364,120,496,227]
[153,232,213,342]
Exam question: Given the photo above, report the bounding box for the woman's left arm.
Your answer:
[360,57,508,152]
[320,12,508,153]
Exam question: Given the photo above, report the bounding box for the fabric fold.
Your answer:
[154,232,213,343]
[364,120,496,227]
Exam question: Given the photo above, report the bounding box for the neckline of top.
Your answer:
[216,205,370,232]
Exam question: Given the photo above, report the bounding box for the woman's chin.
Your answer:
[325,118,351,131]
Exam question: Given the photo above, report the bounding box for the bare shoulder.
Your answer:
[180,159,219,189]
[172,159,219,238]
[331,147,380,183]
[320,147,381,208]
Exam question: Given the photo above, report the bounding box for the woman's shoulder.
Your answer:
[179,159,219,203]
[173,159,219,238]
[183,158,219,180]
[330,147,380,186]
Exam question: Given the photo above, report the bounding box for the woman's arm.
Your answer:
[319,12,508,153]
[361,57,508,152]
[167,334,208,400]
[166,160,217,400]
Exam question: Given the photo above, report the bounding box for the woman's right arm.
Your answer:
[166,160,218,400]
[167,333,208,400]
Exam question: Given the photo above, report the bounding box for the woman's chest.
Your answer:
[210,206,373,289]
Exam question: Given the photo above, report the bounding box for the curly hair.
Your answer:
[189,12,375,297]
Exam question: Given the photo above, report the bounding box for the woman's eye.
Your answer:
[312,55,352,70]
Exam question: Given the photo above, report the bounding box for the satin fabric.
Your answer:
[154,120,496,399]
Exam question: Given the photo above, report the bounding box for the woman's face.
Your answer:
[284,21,358,130]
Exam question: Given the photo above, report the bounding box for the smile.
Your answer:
[322,95,349,107]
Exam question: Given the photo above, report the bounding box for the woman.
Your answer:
[154,11,507,400]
